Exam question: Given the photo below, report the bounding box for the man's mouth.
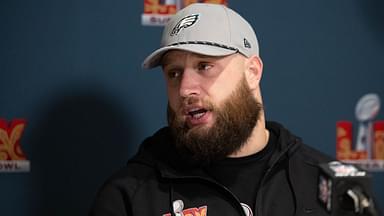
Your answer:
[182,107,212,127]
[188,108,208,119]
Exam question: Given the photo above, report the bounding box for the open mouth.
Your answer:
[188,108,208,119]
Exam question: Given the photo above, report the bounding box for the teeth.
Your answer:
[190,108,200,112]
[188,109,207,119]
[192,112,205,119]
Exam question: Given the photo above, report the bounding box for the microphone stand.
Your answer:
[342,186,379,216]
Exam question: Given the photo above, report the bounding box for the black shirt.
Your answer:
[206,129,277,212]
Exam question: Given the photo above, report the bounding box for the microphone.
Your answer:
[318,161,379,216]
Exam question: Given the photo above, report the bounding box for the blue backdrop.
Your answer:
[1,0,383,215]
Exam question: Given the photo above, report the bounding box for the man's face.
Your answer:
[162,50,262,164]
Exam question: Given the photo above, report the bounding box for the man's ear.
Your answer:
[245,55,263,90]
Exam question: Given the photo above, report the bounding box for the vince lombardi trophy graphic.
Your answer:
[160,0,184,10]
[175,0,184,11]
[355,93,381,159]
[172,200,184,216]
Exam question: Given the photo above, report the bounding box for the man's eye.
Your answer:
[167,70,181,79]
[198,63,212,71]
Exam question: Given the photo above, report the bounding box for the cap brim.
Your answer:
[142,44,237,69]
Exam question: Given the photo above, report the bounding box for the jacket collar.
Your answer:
[129,121,301,179]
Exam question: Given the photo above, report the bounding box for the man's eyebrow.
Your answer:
[191,53,222,60]
[161,52,221,67]
[161,55,174,67]
[195,53,220,59]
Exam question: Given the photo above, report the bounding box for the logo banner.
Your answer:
[0,119,30,173]
[336,93,384,171]
[142,0,228,26]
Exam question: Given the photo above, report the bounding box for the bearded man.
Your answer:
[90,3,338,216]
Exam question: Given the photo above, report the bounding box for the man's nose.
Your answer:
[179,69,200,98]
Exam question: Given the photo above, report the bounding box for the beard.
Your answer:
[167,77,263,165]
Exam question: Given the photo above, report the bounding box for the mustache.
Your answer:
[167,96,214,129]
[183,96,200,106]
[180,96,214,111]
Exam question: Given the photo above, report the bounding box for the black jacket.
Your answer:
[90,122,335,216]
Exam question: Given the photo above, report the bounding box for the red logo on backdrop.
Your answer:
[336,93,384,171]
[142,0,228,26]
[0,119,30,172]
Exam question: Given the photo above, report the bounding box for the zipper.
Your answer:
[254,164,275,215]
[163,175,247,216]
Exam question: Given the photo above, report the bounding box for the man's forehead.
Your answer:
[162,50,219,60]
[161,50,227,66]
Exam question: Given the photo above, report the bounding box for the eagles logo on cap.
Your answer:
[170,14,199,36]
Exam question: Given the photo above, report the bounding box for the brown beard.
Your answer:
[167,77,263,165]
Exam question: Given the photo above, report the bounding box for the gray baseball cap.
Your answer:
[142,3,259,69]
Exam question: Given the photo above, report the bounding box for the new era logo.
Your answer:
[170,14,199,36]
[244,38,251,49]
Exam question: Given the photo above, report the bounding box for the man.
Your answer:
[90,3,334,216]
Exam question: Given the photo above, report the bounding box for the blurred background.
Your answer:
[0,0,383,215]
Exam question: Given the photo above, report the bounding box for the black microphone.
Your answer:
[318,161,379,216]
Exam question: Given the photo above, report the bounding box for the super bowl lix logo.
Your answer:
[142,0,228,26]
[336,93,384,171]
[163,200,253,216]
[0,119,30,172]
